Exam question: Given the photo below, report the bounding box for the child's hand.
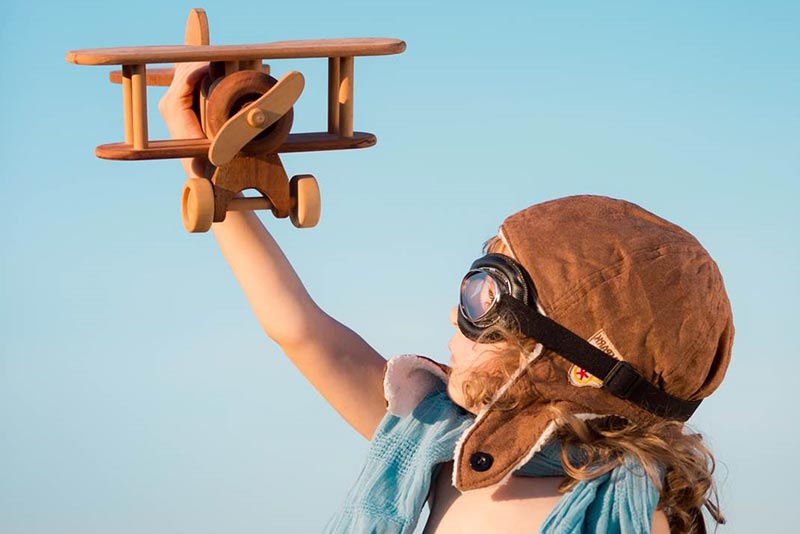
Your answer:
[158,62,209,176]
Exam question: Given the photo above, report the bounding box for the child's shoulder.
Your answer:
[424,460,565,534]
[426,461,671,534]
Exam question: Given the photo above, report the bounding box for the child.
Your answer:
[160,64,732,534]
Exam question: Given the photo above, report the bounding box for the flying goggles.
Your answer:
[457,253,701,421]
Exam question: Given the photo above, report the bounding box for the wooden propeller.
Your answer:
[208,71,304,167]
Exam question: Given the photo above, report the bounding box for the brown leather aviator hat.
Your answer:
[452,195,734,491]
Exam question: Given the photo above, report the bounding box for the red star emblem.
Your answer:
[576,368,589,380]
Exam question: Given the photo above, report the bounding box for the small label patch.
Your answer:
[568,329,624,388]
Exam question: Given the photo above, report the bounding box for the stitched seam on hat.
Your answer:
[663,278,727,398]
[548,244,725,399]
[546,241,701,313]
[548,245,723,340]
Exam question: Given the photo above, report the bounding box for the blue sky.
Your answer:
[1,1,798,532]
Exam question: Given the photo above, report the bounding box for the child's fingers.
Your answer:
[160,63,206,113]
[165,62,209,104]
[159,62,208,139]
[173,61,209,92]
[156,62,211,175]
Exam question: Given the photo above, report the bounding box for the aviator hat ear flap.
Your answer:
[457,253,538,341]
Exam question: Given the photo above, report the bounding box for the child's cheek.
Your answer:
[448,333,477,366]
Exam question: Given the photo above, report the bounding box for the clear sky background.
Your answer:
[1,1,798,532]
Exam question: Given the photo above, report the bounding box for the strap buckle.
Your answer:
[603,361,645,400]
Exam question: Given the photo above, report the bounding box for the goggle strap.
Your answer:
[501,296,701,421]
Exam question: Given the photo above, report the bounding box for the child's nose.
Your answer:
[449,306,458,326]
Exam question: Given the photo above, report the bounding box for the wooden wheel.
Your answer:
[205,70,293,156]
[289,174,321,228]
[181,178,215,232]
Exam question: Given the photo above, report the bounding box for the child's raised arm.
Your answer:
[159,63,388,440]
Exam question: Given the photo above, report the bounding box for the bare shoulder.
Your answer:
[424,462,563,533]
[425,462,673,534]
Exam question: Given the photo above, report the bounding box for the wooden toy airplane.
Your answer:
[66,8,405,232]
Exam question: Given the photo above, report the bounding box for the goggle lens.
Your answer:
[460,271,501,321]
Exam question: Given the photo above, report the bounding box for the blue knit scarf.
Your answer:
[324,390,660,533]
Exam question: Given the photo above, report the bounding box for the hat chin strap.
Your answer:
[494,296,701,421]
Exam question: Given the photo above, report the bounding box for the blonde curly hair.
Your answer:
[456,236,725,534]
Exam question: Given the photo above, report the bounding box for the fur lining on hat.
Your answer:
[384,354,449,417]
[451,343,544,487]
